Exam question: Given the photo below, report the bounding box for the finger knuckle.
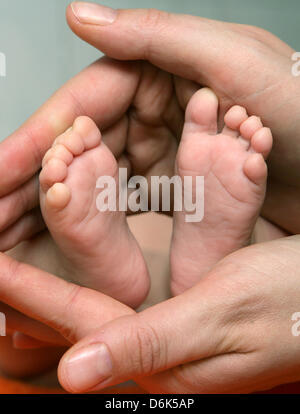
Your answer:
[141,8,167,29]
[131,321,163,376]
[171,365,202,393]
[5,257,22,285]
[212,262,268,329]
[138,9,170,60]
[0,256,26,295]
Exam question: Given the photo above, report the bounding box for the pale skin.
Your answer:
[0,2,299,392]
[39,116,150,309]
[0,96,285,388]
[171,88,273,295]
[1,236,300,393]
[34,87,273,305]
[0,3,299,249]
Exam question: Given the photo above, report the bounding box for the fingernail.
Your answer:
[71,2,117,25]
[64,343,112,392]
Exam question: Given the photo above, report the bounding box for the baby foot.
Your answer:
[171,88,273,296]
[39,116,149,308]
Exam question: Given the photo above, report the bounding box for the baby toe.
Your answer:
[42,148,55,167]
[49,144,74,166]
[240,116,263,141]
[39,158,68,192]
[223,105,248,137]
[73,116,102,151]
[56,129,85,156]
[250,127,273,159]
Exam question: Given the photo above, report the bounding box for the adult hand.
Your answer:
[57,236,300,393]
[66,2,300,234]
[0,251,134,378]
[1,3,299,248]
[0,302,69,348]
[0,252,134,344]
[1,236,300,393]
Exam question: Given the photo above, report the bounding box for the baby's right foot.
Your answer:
[39,117,149,309]
[171,88,273,296]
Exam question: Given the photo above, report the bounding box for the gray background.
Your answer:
[0,0,299,140]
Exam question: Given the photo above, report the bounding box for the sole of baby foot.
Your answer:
[171,88,273,296]
[40,116,150,309]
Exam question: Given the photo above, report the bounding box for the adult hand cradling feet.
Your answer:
[67,2,300,235]
[0,1,300,394]
[0,2,300,248]
[1,237,300,392]
[0,57,180,251]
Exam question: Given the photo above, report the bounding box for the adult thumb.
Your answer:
[58,280,228,393]
[67,2,221,83]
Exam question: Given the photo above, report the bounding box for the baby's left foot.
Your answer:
[39,117,149,309]
[171,88,273,296]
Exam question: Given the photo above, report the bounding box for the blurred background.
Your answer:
[0,0,299,140]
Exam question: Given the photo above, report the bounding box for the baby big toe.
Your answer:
[185,88,219,135]
[73,116,102,151]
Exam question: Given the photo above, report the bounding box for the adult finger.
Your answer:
[0,176,39,233]
[0,254,134,345]
[0,209,45,252]
[12,332,60,350]
[0,252,231,393]
[67,3,292,86]
[58,277,232,393]
[58,235,300,393]
[67,4,212,81]
[0,302,69,347]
